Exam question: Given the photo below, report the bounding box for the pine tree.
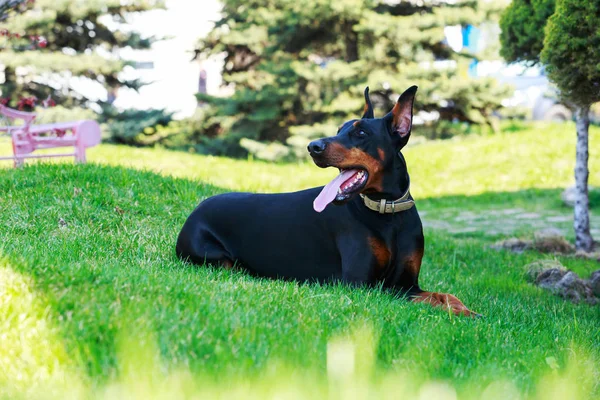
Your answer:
[0,0,163,107]
[0,0,31,22]
[194,0,511,156]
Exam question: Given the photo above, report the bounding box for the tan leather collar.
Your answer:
[359,151,415,214]
[360,186,414,214]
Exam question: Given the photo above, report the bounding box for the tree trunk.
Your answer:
[574,105,594,252]
[342,20,359,62]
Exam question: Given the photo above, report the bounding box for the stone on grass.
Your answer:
[575,250,600,261]
[490,238,532,253]
[525,259,566,282]
[492,230,574,255]
[532,229,574,254]
[591,270,600,297]
[525,260,599,305]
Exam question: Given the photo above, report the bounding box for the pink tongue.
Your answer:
[313,169,358,212]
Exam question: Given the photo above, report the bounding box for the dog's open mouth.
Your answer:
[313,168,368,212]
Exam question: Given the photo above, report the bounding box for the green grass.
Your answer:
[0,122,599,399]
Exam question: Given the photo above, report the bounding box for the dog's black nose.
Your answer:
[308,140,327,155]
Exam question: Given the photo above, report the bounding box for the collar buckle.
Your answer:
[379,199,386,214]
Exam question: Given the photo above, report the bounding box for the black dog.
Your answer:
[176,86,476,316]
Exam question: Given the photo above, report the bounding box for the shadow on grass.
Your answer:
[1,163,599,398]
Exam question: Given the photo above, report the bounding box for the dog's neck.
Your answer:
[363,152,410,201]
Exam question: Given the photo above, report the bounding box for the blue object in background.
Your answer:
[462,25,481,77]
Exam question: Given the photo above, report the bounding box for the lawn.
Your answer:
[0,122,599,399]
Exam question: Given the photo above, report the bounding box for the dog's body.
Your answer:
[176,186,423,287]
[176,86,476,316]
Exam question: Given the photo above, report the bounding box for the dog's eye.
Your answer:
[356,130,367,137]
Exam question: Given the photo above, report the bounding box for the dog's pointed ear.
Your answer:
[384,85,417,140]
[361,86,374,119]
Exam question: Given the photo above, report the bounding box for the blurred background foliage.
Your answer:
[1,0,518,160]
[191,0,513,160]
[0,0,170,143]
[0,0,163,105]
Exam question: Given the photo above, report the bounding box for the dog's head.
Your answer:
[309,86,417,212]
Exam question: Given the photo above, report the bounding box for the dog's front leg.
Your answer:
[338,234,387,287]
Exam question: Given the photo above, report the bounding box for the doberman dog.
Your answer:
[176,86,477,316]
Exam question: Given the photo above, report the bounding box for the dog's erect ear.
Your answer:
[384,85,417,140]
[361,86,374,119]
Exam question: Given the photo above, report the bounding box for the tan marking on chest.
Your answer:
[403,248,423,278]
[369,237,391,277]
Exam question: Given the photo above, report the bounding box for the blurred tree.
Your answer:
[498,0,554,65]
[194,0,511,156]
[500,0,599,252]
[0,0,163,108]
[0,0,32,22]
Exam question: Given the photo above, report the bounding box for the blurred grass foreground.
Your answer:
[0,271,596,400]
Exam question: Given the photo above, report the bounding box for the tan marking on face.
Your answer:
[369,237,391,277]
[325,142,384,192]
[377,148,385,161]
[411,291,477,317]
[353,120,360,127]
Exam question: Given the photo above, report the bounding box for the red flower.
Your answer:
[54,129,66,137]
[38,38,47,48]
[16,96,38,111]
[0,97,9,106]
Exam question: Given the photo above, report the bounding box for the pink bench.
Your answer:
[0,104,101,167]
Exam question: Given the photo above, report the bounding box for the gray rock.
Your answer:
[535,267,568,288]
[575,250,600,261]
[591,270,600,298]
[491,238,532,253]
[555,271,593,304]
[526,260,566,282]
[533,229,574,254]
[493,231,574,255]
[526,261,598,305]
